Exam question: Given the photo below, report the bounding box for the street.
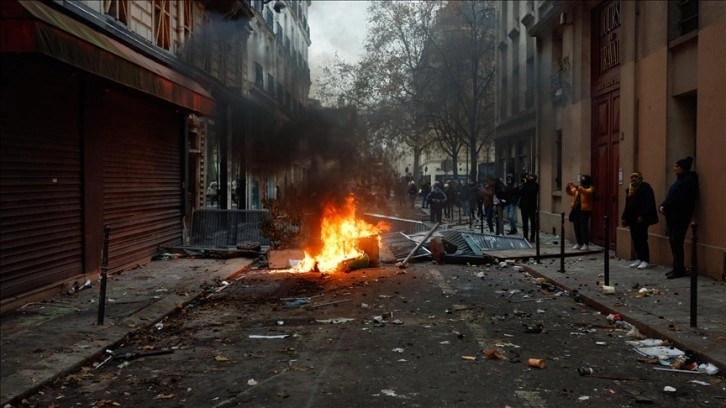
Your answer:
[21,262,725,407]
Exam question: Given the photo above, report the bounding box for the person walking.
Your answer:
[659,156,699,279]
[566,175,594,250]
[621,171,659,269]
[505,174,520,235]
[480,178,495,232]
[519,173,539,242]
[427,183,447,223]
[420,180,432,209]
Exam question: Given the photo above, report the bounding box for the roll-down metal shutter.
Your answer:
[101,89,183,272]
[0,60,82,300]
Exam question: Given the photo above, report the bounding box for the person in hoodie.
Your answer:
[659,156,700,279]
[426,183,447,224]
[621,171,659,270]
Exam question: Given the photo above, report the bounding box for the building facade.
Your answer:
[0,0,310,309]
[497,0,725,279]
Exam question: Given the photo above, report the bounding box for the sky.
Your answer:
[307,1,371,95]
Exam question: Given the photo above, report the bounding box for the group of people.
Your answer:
[566,156,699,280]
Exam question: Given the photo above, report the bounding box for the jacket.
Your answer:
[660,171,699,223]
[621,181,658,226]
[566,184,594,212]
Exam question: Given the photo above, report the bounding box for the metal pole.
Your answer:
[558,212,565,272]
[534,210,540,264]
[97,225,110,325]
[604,216,610,286]
[690,222,698,328]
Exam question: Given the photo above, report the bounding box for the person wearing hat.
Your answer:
[659,156,700,279]
[621,171,659,270]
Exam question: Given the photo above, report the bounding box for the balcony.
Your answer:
[198,0,254,20]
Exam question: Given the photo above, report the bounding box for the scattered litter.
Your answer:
[285,299,309,308]
[483,348,508,361]
[698,363,719,375]
[527,358,545,368]
[577,396,590,401]
[461,355,477,361]
[381,389,397,397]
[248,379,258,386]
[663,386,677,393]
[654,367,702,374]
[602,285,616,295]
[690,380,710,386]
[316,317,355,324]
[632,345,685,359]
[392,348,404,353]
[249,335,290,339]
[154,322,164,331]
[595,342,607,346]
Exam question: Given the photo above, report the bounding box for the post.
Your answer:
[534,211,540,263]
[97,225,111,325]
[558,212,565,272]
[603,216,610,286]
[690,222,698,328]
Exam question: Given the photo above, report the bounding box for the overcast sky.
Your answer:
[308,1,371,94]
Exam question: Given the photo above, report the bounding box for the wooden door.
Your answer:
[591,89,620,247]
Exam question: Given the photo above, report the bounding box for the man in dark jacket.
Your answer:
[427,183,447,223]
[659,156,699,279]
[519,174,539,242]
[621,171,658,270]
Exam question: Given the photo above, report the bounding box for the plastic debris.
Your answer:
[316,317,355,324]
[698,363,719,375]
[249,335,290,339]
[663,386,676,393]
[285,299,310,308]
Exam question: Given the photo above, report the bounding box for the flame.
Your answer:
[294,196,389,272]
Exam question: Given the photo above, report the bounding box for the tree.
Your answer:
[418,1,497,182]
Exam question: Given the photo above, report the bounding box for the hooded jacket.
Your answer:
[660,171,699,222]
[566,184,594,212]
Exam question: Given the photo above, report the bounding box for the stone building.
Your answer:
[0,0,311,308]
[496,0,725,279]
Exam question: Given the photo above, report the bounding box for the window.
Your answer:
[154,0,171,50]
[668,0,699,41]
[267,73,274,95]
[254,63,264,88]
[104,0,128,24]
[182,1,193,43]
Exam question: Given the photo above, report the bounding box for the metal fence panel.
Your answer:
[190,209,271,248]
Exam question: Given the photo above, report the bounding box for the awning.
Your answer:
[2,1,215,115]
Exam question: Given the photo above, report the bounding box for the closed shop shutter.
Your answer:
[0,59,82,299]
[100,88,183,272]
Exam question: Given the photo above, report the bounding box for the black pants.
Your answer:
[573,211,592,246]
[430,203,444,223]
[629,222,650,262]
[667,217,690,273]
[521,208,536,241]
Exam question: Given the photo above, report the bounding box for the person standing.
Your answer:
[427,183,447,223]
[621,171,659,269]
[493,177,509,235]
[505,174,520,235]
[659,156,699,279]
[519,174,539,242]
[420,180,431,209]
[566,175,594,250]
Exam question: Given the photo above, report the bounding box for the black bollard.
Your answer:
[97,225,110,325]
[535,211,540,264]
[690,223,698,328]
[604,216,610,286]
[558,212,565,272]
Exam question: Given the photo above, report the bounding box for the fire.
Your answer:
[294,195,389,272]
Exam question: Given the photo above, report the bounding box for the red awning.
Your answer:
[2,1,215,115]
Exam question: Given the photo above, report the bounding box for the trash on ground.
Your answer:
[698,363,719,375]
[461,355,477,361]
[316,317,355,324]
[527,358,545,368]
[483,348,508,361]
[285,299,310,308]
[663,386,677,393]
[249,334,290,339]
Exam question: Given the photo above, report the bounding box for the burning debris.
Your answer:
[275,196,390,273]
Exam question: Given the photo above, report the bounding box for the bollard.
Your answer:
[535,211,540,264]
[558,212,565,272]
[97,225,110,325]
[690,223,698,328]
[604,216,610,286]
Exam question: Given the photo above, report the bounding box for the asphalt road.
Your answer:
[22,262,725,407]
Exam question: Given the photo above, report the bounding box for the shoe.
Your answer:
[572,244,581,250]
[637,261,651,270]
[629,260,642,268]
[507,230,517,235]
[666,270,688,279]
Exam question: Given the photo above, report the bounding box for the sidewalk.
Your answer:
[2,215,725,406]
[0,256,256,406]
[437,209,726,377]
